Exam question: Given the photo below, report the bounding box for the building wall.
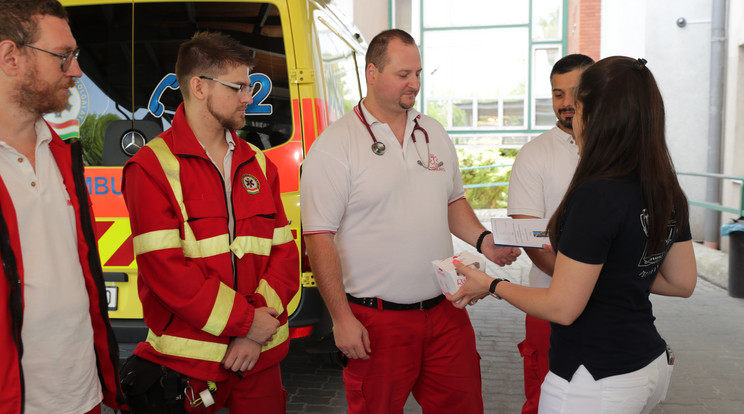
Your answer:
[352,0,389,43]
[601,0,713,242]
[722,0,744,252]
[567,0,602,61]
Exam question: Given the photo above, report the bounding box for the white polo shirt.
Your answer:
[507,126,579,288]
[0,119,100,413]
[301,102,464,303]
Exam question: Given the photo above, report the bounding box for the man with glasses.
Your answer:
[0,1,124,413]
[121,31,298,413]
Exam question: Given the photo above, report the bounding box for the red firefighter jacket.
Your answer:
[0,125,124,413]
[122,104,299,381]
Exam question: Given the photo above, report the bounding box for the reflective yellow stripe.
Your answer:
[255,279,284,315]
[147,138,196,242]
[255,280,286,352]
[230,235,272,259]
[146,330,227,363]
[273,225,293,245]
[182,234,231,259]
[202,282,236,336]
[247,142,267,178]
[134,230,230,258]
[229,226,293,258]
[133,229,181,255]
[263,322,288,352]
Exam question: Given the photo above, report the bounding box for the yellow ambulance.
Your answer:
[53,0,367,357]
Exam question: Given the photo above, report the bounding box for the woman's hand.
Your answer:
[445,260,495,309]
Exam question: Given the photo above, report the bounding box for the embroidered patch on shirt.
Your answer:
[241,174,260,194]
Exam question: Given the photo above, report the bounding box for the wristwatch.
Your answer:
[489,278,509,299]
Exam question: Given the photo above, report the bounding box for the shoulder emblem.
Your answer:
[241,174,260,194]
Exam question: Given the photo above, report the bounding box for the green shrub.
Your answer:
[458,147,516,209]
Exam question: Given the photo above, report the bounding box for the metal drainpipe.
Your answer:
[704,0,726,248]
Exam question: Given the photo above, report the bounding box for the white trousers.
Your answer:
[538,351,672,414]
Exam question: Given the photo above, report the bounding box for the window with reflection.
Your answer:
[533,47,561,128]
[415,0,566,144]
[59,2,292,166]
[316,19,363,123]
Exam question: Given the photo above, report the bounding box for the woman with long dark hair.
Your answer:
[448,56,697,413]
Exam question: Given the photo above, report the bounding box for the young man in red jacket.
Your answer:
[122,31,299,413]
[0,1,124,413]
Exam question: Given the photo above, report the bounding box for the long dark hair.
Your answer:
[547,56,688,252]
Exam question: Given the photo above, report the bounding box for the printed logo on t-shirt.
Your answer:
[426,154,445,171]
[637,209,677,277]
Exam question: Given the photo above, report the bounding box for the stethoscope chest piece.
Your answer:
[371,141,386,156]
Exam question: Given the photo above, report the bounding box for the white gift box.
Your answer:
[431,251,485,295]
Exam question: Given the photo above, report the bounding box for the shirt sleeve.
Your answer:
[507,143,546,218]
[442,125,465,204]
[300,141,350,234]
[253,159,300,317]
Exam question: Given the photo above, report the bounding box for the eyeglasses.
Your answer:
[23,44,80,72]
[199,76,256,95]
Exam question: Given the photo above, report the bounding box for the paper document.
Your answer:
[490,218,550,248]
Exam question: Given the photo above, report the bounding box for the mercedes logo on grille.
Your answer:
[121,130,146,156]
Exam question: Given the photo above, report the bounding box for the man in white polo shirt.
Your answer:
[301,29,520,414]
[507,53,594,414]
[0,1,123,413]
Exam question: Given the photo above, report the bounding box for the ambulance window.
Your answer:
[316,20,363,123]
[62,2,291,166]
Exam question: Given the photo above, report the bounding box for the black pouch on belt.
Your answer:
[120,354,187,414]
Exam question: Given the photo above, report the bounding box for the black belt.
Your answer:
[346,293,445,311]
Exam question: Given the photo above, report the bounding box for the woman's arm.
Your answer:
[651,240,697,297]
[450,252,602,326]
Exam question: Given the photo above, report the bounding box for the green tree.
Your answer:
[78,113,121,166]
[458,147,516,209]
[427,100,448,126]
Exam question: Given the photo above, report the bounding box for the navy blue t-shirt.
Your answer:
[550,177,691,381]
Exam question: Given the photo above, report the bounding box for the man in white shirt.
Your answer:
[0,1,123,413]
[301,29,520,414]
[507,53,594,414]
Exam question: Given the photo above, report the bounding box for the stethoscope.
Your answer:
[353,100,435,170]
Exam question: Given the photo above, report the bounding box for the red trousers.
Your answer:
[517,314,551,414]
[84,406,101,414]
[344,299,482,414]
[183,364,286,414]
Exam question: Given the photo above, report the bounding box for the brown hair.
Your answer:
[175,31,255,99]
[365,29,416,72]
[548,56,688,252]
[0,0,68,46]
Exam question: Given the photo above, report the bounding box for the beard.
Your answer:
[14,65,75,115]
[399,99,414,110]
[398,90,418,110]
[558,116,573,130]
[557,107,574,131]
[207,96,246,131]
